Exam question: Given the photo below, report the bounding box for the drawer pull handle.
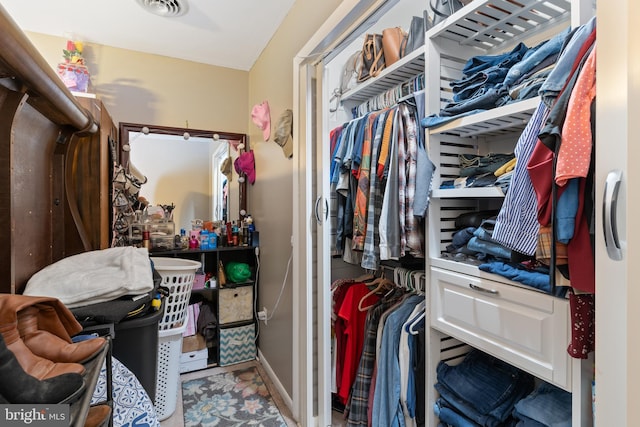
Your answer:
[469,283,499,295]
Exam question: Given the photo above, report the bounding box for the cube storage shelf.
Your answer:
[150,245,259,371]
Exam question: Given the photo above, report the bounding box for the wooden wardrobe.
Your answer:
[0,5,113,294]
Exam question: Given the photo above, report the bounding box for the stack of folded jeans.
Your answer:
[434,349,535,427]
[421,28,571,129]
[512,382,572,426]
[466,219,512,261]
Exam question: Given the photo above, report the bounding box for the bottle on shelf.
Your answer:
[142,226,151,249]
[189,230,199,249]
[210,230,218,249]
[200,229,210,250]
[226,222,233,246]
[246,214,255,246]
[232,221,239,246]
[180,229,189,249]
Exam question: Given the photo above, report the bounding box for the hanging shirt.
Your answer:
[332,279,355,394]
[379,109,401,260]
[337,283,380,404]
[399,301,425,427]
[372,294,423,427]
[353,112,382,251]
[361,111,390,270]
[555,46,596,186]
[345,288,405,426]
[412,92,436,219]
[492,102,549,256]
[397,103,423,258]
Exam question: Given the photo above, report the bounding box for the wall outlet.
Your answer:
[257,307,268,324]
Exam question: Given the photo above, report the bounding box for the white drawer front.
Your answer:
[430,267,571,390]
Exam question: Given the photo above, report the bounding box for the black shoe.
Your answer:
[0,333,85,404]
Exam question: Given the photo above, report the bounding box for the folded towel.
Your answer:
[24,247,154,309]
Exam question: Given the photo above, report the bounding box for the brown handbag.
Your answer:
[382,27,408,67]
[357,33,386,82]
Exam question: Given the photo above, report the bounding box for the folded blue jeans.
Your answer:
[462,42,529,76]
[513,382,572,427]
[512,409,549,427]
[421,109,487,129]
[436,350,535,426]
[451,67,509,102]
[501,28,570,89]
[434,399,480,427]
[440,87,506,117]
[436,382,523,427]
[478,261,552,293]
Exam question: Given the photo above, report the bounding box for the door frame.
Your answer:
[291,0,398,425]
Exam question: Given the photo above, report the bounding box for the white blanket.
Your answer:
[24,247,154,308]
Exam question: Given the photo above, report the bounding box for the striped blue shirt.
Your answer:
[492,101,550,255]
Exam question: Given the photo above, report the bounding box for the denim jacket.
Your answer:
[539,16,596,107]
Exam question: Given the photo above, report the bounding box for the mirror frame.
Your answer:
[118,122,249,222]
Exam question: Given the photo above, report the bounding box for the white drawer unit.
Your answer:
[430,266,571,390]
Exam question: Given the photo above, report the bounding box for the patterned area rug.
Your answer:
[182,366,287,426]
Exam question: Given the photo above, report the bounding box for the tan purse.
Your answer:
[382,27,408,67]
[357,33,385,82]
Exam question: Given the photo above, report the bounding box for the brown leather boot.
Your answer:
[18,307,106,364]
[84,405,111,427]
[0,322,86,379]
[0,294,84,341]
[0,294,87,379]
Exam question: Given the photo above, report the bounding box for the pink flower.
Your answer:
[66,40,75,51]
[241,398,264,415]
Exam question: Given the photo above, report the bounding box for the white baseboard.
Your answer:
[257,348,294,411]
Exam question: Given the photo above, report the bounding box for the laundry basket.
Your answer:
[150,257,201,331]
[154,323,188,420]
[149,257,201,420]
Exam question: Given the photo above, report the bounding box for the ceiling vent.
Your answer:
[136,0,187,17]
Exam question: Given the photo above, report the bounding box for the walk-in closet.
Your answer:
[293,0,603,425]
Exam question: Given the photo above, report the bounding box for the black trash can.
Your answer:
[111,307,163,401]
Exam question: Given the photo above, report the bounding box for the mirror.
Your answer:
[119,122,248,234]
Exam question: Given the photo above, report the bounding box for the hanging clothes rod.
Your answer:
[398,89,425,103]
[354,74,425,116]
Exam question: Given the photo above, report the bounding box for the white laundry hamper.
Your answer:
[151,257,202,331]
[154,323,188,420]
[150,257,201,420]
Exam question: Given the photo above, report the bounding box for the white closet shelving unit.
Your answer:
[296,0,596,424]
[423,1,594,426]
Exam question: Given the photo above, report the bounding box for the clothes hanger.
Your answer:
[358,277,394,312]
[408,311,425,335]
[412,270,426,294]
[406,300,426,335]
[405,269,414,292]
[353,270,375,283]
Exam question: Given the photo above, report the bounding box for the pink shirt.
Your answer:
[555,45,596,186]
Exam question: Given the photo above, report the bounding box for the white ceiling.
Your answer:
[0,0,297,71]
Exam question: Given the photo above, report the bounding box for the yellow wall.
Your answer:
[26,31,249,132]
[246,0,341,396]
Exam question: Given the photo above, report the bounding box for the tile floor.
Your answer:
[332,411,347,427]
[159,360,298,427]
